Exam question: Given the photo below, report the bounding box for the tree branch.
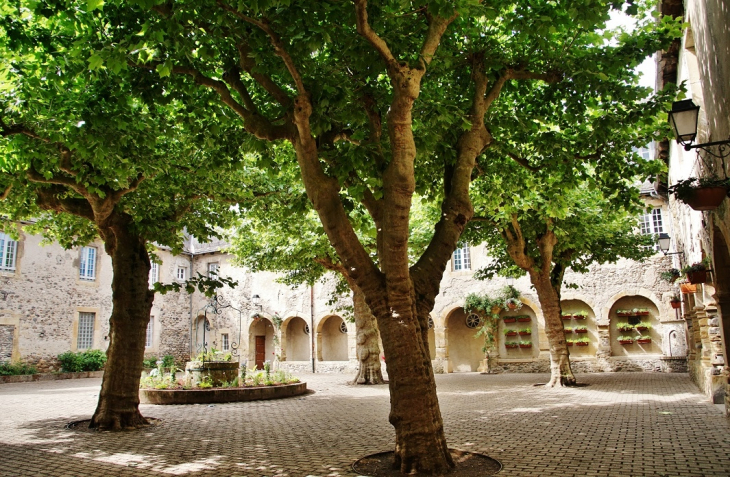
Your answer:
[235,43,293,107]
[222,66,258,112]
[503,150,540,172]
[419,11,458,68]
[354,0,397,66]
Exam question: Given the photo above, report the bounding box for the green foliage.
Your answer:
[264,360,271,378]
[466,286,525,355]
[617,323,635,332]
[670,177,730,203]
[57,350,107,372]
[0,362,38,376]
[635,322,652,330]
[197,376,213,389]
[660,269,681,283]
[618,335,635,342]
[271,314,283,330]
[162,355,176,368]
[681,257,711,274]
[574,337,590,344]
[142,357,158,368]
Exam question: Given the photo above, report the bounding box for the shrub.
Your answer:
[162,355,175,368]
[57,350,107,372]
[142,357,158,368]
[0,362,38,376]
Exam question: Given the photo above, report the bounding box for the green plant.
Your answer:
[503,328,518,335]
[0,362,38,376]
[670,294,681,303]
[504,341,519,347]
[57,350,107,372]
[638,335,652,341]
[618,335,634,342]
[162,355,175,368]
[252,372,264,386]
[563,326,573,333]
[575,337,590,344]
[574,326,587,332]
[223,352,232,362]
[681,257,711,274]
[519,340,532,346]
[142,357,158,368]
[518,328,531,334]
[264,360,271,378]
[635,322,652,330]
[617,323,634,332]
[660,269,681,283]
[195,348,218,362]
[197,376,213,389]
[574,310,588,318]
[272,314,283,329]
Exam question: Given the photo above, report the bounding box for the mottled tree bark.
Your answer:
[350,284,385,385]
[89,214,154,429]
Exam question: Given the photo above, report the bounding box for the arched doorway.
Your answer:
[318,315,348,361]
[248,317,275,370]
[284,316,310,361]
[445,307,483,372]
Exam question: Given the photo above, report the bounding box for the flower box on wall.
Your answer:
[566,341,574,346]
[574,328,588,334]
[680,283,697,294]
[504,331,518,337]
[637,338,652,344]
[516,315,531,322]
[561,314,572,320]
[505,343,519,349]
[576,342,589,347]
[519,343,532,348]
[503,317,517,323]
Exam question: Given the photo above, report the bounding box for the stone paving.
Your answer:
[0,372,729,476]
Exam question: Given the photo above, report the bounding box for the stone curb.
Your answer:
[0,370,104,384]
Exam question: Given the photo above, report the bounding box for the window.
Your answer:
[145,318,153,348]
[0,233,17,271]
[79,246,96,281]
[149,262,159,287]
[452,243,471,271]
[77,312,95,349]
[640,208,664,251]
[176,266,187,281]
[221,333,229,351]
[208,262,219,278]
[634,145,653,161]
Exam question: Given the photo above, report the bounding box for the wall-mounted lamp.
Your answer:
[668,100,730,159]
[252,294,263,312]
[506,276,515,287]
[657,233,685,256]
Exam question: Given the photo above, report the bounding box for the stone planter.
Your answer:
[185,361,239,387]
[140,382,307,405]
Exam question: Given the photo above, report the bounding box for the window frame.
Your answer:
[79,246,97,281]
[208,262,219,278]
[221,333,229,351]
[145,318,153,348]
[149,261,159,287]
[77,312,95,350]
[452,243,471,271]
[0,233,18,272]
[176,266,187,281]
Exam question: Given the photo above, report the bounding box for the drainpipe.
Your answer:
[188,245,195,360]
[311,284,316,373]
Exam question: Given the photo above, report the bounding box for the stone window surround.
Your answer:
[452,243,471,272]
[79,246,97,281]
[71,306,101,352]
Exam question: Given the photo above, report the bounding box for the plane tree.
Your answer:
[96,0,681,471]
[0,4,250,429]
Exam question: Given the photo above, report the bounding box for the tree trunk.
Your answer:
[89,218,154,429]
[376,303,454,474]
[530,273,576,387]
[350,284,385,385]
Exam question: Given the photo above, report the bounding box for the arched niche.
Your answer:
[500,305,539,359]
[192,314,212,358]
[283,316,310,361]
[248,317,275,370]
[317,315,348,361]
[609,296,661,357]
[445,307,483,372]
[560,299,597,356]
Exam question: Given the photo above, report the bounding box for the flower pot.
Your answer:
[507,303,518,310]
[686,270,707,284]
[637,338,652,344]
[574,315,587,320]
[635,326,649,332]
[576,342,589,346]
[519,344,532,348]
[683,185,728,211]
[562,315,572,320]
[670,301,681,309]
[518,331,531,335]
[574,329,588,333]
[505,344,518,349]
[503,317,516,323]
[505,331,517,337]
[617,312,632,317]
[636,311,650,316]
[618,339,634,345]
[566,342,574,346]
[517,316,531,322]
[680,283,697,294]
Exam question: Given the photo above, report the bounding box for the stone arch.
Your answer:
[316,315,348,361]
[444,307,483,372]
[608,295,661,357]
[559,299,597,357]
[282,315,310,362]
[602,290,664,325]
[248,316,275,370]
[500,304,539,359]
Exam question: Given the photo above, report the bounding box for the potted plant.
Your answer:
[566,339,574,346]
[504,329,518,337]
[518,328,531,335]
[516,315,531,322]
[618,335,634,345]
[682,257,711,284]
[518,340,532,348]
[670,295,682,309]
[660,268,681,284]
[616,309,633,317]
[573,311,588,320]
[634,307,649,316]
[635,322,652,332]
[503,315,517,323]
[574,326,588,333]
[617,323,634,332]
[561,313,573,320]
[669,176,730,211]
[637,335,652,344]
[505,341,519,349]
[505,297,522,311]
[575,337,590,346]
[563,326,573,334]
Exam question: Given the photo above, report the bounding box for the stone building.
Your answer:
[0,186,690,379]
[658,0,730,413]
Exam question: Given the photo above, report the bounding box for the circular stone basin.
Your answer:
[140,382,307,405]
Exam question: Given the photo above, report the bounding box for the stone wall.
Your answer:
[0,324,12,363]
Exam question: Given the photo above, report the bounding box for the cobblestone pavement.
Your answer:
[0,372,729,476]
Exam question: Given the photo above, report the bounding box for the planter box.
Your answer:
[562,315,573,320]
[516,316,531,322]
[616,312,633,317]
[519,344,532,348]
[505,344,518,349]
[504,332,518,337]
[576,342,589,347]
[518,331,531,335]
[618,340,634,345]
[637,339,652,344]
[574,329,588,333]
[503,317,516,323]
[573,315,587,320]
[636,311,650,316]
[680,283,697,294]
[566,342,574,346]
[686,270,707,285]
[635,326,649,332]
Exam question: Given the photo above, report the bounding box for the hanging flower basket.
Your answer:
[670,177,730,211]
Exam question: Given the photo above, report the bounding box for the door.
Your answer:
[255,335,266,370]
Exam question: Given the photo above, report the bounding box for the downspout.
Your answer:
[188,244,195,360]
[311,284,316,373]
